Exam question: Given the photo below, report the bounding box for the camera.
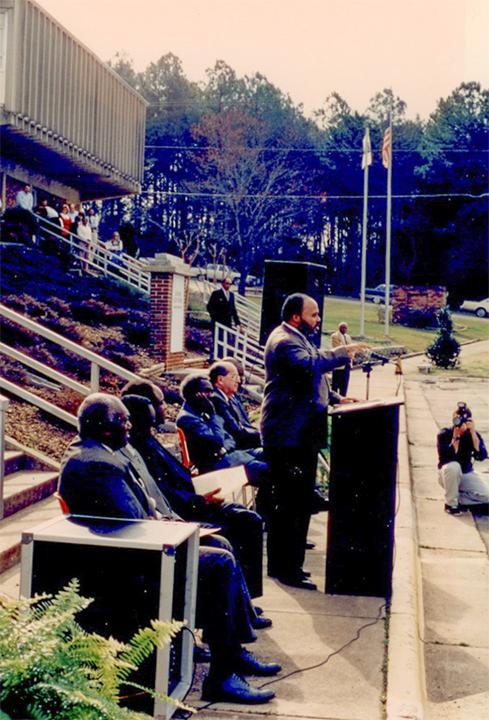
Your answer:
[453,401,471,427]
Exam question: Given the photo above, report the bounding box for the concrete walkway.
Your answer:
[1,342,488,720]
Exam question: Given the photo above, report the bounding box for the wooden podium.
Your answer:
[325,398,403,599]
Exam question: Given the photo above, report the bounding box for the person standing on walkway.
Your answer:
[437,402,489,515]
[207,278,240,359]
[260,293,367,590]
[15,184,34,212]
[330,321,352,396]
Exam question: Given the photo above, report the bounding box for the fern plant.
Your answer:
[0,579,188,719]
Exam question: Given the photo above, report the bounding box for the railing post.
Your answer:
[90,363,100,391]
[0,394,9,519]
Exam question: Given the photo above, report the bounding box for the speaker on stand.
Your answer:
[259,260,328,346]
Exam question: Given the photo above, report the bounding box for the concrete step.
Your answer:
[0,495,60,575]
[4,451,26,475]
[3,470,59,517]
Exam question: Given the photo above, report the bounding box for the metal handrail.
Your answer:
[0,304,144,424]
[191,278,262,344]
[212,323,265,382]
[36,217,150,294]
[0,394,8,518]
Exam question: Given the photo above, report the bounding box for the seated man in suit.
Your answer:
[222,356,260,429]
[176,373,268,486]
[58,393,280,704]
[120,384,266,606]
[209,361,261,450]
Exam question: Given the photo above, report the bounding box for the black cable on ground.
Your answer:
[192,601,386,714]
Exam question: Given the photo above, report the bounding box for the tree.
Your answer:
[425,307,461,368]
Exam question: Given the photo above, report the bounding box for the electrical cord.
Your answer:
[190,600,386,715]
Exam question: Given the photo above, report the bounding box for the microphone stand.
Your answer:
[361,357,389,399]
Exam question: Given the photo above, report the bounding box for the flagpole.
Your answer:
[384,113,393,336]
[360,127,370,337]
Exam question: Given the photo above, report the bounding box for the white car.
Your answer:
[197,264,240,283]
[460,297,489,318]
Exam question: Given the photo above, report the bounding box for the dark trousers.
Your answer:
[197,536,256,678]
[203,503,264,598]
[332,365,350,396]
[264,447,318,578]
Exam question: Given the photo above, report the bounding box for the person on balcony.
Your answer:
[76,213,93,272]
[105,230,124,272]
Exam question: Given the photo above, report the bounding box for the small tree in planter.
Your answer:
[425,306,461,369]
[0,579,187,719]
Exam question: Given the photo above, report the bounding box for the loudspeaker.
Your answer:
[325,399,402,598]
[259,260,328,346]
[21,516,199,719]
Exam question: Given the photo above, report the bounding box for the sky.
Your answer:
[36,0,489,120]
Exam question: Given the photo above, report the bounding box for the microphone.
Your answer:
[370,351,390,364]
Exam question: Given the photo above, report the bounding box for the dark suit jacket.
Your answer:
[260,322,349,450]
[58,437,151,519]
[207,288,240,327]
[212,389,261,449]
[129,433,208,519]
[177,403,263,475]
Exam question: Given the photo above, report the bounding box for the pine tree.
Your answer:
[425,306,461,368]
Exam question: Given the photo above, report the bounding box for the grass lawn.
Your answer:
[320,297,489,353]
[203,290,489,355]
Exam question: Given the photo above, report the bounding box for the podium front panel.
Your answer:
[21,516,199,719]
[325,401,400,598]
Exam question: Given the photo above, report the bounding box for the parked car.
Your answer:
[197,264,240,283]
[364,284,398,304]
[242,274,262,286]
[460,297,489,318]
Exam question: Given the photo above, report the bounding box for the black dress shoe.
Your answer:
[252,615,272,629]
[305,541,316,550]
[277,574,317,591]
[444,503,465,515]
[300,569,311,578]
[312,490,330,512]
[202,672,275,703]
[194,645,211,663]
[235,648,282,676]
[253,605,264,616]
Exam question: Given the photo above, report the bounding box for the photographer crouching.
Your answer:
[437,402,489,515]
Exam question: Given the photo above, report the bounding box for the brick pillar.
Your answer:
[147,254,193,369]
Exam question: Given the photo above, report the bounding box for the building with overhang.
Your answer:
[0,0,146,207]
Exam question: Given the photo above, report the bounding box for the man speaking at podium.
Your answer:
[261,293,367,590]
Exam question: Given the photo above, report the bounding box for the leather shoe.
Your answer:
[305,541,316,550]
[300,569,311,578]
[253,605,264,616]
[277,574,317,591]
[202,672,275,703]
[194,645,211,663]
[444,503,465,515]
[312,490,330,512]
[235,648,282,676]
[252,615,272,630]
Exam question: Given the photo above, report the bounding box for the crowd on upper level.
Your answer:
[1,183,140,274]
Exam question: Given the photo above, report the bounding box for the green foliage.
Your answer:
[425,306,461,368]
[0,579,186,719]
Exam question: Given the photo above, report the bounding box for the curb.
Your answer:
[386,389,426,720]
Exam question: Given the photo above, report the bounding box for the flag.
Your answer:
[361,127,372,169]
[382,127,392,169]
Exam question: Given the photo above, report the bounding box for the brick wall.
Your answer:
[149,273,189,367]
[392,286,446,324]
